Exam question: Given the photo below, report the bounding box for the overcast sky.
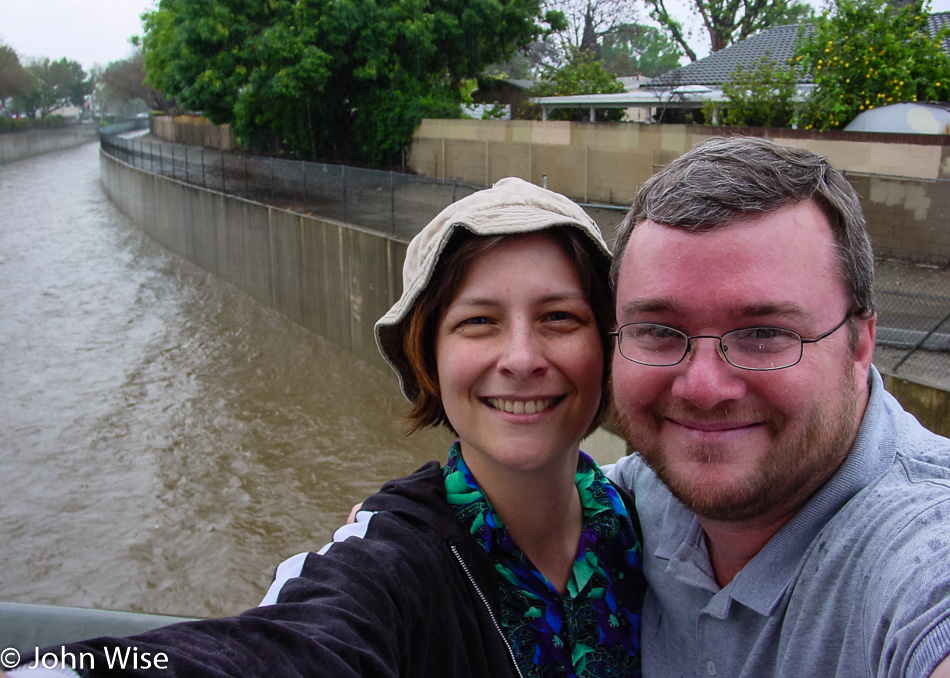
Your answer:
[3,0,950,73]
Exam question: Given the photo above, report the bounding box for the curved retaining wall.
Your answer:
[100,148,950,438]
[99,150,404,372]
[0,125,101,164]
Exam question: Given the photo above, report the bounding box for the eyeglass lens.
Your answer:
[618,323,804,370]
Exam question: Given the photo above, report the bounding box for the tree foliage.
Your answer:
[702,52,798,127]
[645,0,812,61]
[526,45,624,120]
[797,0,950,130]
[141,0,559,165]
[99,51,177,113]
[11,57,93,119]
[0,45,33,109]
[601,23,683,77]
[551,0,638,56]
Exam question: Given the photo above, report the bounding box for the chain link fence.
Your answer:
[100,132,950,388]
[875,289,950,387]
[100,133,483,242]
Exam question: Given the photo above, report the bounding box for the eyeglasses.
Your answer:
[609,315,853,371]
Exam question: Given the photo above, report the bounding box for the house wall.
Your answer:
[409,119,950,264]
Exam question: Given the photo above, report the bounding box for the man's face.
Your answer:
[611,201,876,524]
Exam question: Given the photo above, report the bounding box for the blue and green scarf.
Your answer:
[443,442,643,677]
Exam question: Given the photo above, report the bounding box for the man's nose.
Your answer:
[670,337,746,409]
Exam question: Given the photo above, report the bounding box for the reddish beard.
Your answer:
[616,368,859,523]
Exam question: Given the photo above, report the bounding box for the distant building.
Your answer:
[530,12,950,124]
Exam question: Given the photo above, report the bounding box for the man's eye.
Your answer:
[747,328,782,339]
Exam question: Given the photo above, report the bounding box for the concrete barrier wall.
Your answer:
[152,115,236,152]
[410,119,950,265]
[881,374,950,438]
[99,150,403,372]
[0,125,100,164]
[101,145,950,433]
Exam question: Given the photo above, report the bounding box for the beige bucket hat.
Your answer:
[375,177,611,401]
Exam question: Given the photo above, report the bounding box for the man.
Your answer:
[606,136,950,677]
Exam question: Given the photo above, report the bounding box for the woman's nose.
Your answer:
[496,324,547,377]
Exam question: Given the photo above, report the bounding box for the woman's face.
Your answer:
[435,233,603,480]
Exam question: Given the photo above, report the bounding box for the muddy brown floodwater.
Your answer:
[0,141,459,619]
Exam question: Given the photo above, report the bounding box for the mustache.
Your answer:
[648,401,784,433]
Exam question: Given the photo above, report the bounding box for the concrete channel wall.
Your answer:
[100,150,405,372]
[100,145,950,438]
[0,125,101,164]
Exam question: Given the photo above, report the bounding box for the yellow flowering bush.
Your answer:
[797,0,950,130]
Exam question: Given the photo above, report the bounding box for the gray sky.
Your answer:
[2,0,950,73]
[2,0,157,71]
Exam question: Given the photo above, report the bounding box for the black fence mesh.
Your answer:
[874,289,950,386]
[101,133,950,388]
[100,134,482,241]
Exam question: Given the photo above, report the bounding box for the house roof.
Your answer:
[648,11,950,90]
[648,24,812,88]
[929,11,950,54]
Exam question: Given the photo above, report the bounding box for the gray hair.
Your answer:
[611,136,875,317]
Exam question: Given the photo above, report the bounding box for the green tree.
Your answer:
[13,58,93,119]
[797,0,950,130]
[552,0,638,57]
[703,52,799,127]
[141,0,559,165]
[645,0,812,62]
[526,46,625,121]
[601,23,683,77]
[0,45,33,112]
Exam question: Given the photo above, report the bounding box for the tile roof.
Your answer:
[648,24,811,88]
[929,11,950,54]
[648,12,950,89]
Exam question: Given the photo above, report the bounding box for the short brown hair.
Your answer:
[612,136,875,322]
[402,227,614,435]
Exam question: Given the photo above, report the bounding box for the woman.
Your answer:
[7,178,642,678]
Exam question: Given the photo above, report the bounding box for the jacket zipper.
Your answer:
[451,545,525,678]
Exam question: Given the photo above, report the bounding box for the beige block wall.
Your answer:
[153,115,236,152]
[410,119,950,264]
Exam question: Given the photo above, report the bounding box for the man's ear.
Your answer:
[853,313,876,386]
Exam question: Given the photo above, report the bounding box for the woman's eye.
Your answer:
[547,311,571,322]
[460,316,491,326]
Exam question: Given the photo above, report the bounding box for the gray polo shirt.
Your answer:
[607,368,950,677]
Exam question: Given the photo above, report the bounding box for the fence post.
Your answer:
[201,148,205,188]
[390,170,395,234]
[221,151,226,192]
[302,160,307,213]
[159,145,163,176]
[185,146,189,183]
[342,165,346,223]
[170,146,175,180]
